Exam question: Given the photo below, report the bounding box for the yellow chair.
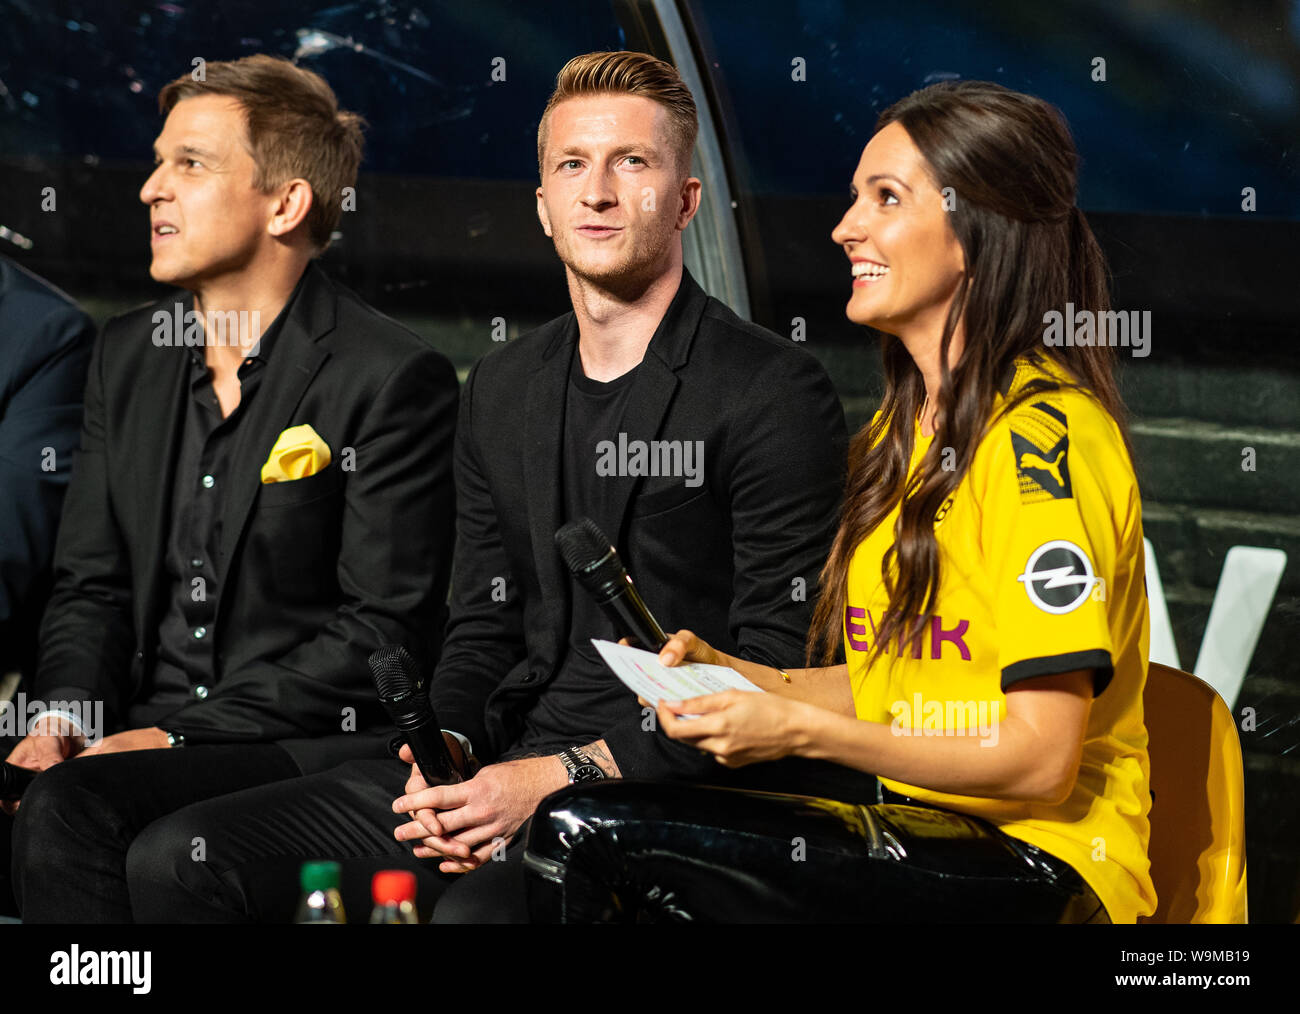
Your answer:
[1139,662,1248,923]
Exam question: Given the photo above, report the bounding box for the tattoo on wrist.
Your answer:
[583,742,621,777]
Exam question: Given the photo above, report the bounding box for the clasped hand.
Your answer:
[391,743,563,874]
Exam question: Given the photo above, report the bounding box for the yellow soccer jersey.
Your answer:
[844,355,1156,922]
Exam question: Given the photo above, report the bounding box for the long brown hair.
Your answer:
[809,80,1131,667]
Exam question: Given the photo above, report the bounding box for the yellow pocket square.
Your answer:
[260,424,332,484]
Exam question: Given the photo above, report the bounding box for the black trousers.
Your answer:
[9,744,302,922]
[0,735,24,917]
[121,755,876,924]
[123,757,532,924]
[523,781,1112,923]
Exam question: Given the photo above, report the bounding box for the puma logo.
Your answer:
[1019,448,1066,488]
[1010,424,1072,501]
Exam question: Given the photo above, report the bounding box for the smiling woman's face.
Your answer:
[830,121,966,341]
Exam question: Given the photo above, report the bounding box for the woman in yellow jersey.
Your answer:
[524,80,1155,924]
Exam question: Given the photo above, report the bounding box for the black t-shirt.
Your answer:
[504,346,640,756]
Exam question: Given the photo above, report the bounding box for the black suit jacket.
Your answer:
[34,263,458,774]
[431,269,847,779]
[0,257,95,677]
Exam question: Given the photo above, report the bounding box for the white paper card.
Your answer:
[591,638,764,706]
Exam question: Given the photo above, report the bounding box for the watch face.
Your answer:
[571,764,605,783]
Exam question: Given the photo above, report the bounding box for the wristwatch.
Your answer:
[164,729,186,749]
[558,746,605,784]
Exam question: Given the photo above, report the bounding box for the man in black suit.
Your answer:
[124,51,851,923]
[5,55,457,922]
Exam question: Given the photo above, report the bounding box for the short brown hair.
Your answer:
[159,54,365,251]
[537,51,697,178]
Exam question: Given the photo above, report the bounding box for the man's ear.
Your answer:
[536,186,553,238]
[675,176,703,232]
[268,178,313,239]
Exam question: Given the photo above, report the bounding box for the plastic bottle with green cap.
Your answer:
[295,860,346,924]
[370,870,419,924]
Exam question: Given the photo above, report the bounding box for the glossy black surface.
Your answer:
[525,781,1109,923]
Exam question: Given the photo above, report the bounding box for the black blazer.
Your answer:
[431,269,847,779]
[34,264,458,774]
[0,256,95,676]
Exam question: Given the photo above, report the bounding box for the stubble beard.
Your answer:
[555,220,675,302]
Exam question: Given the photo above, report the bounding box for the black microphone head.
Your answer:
[556,518,630,605]
[555,517,667,649]
[555,517,614,576]
[1,762,36,802]
[368,644,419,702]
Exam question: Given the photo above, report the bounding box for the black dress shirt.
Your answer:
[141,295,292,727]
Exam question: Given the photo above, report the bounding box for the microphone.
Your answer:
[368,645,461,786]
[555,517,669,652]
[1,762,36,802]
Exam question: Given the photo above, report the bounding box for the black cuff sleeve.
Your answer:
[1001,649,1114,697]
[602,709,725,781]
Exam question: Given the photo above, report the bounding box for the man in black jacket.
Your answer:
[5,56,457,922]
[124,51,850,923]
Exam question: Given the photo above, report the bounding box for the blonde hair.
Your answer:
[159,54,365,252]
[537,51,697,177]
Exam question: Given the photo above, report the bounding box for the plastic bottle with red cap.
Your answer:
[370,870,419,924]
